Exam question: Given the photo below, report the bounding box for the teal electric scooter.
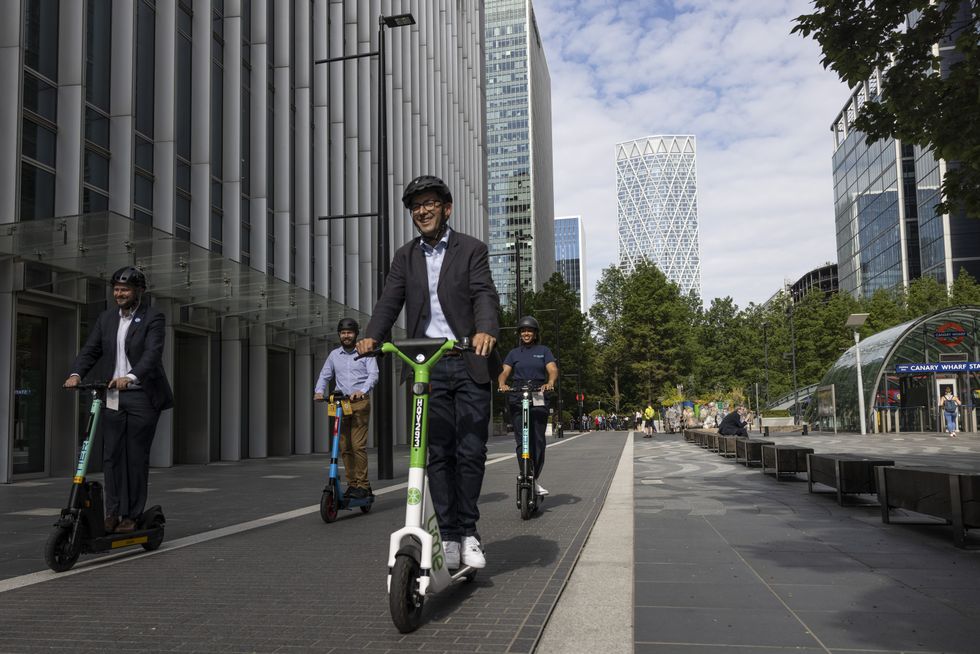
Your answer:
[502,382,545,520]
[45,383,165,572]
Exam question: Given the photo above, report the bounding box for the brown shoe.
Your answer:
[115,518,137,533]
[104,515,120,533]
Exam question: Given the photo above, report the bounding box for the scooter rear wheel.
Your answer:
[142,517,165,551]
[389,553,424,633]
[44,526,80,572]
[320,489,339,523]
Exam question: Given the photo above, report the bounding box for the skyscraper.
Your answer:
[832,4,980,298]
[485,0,555,311]
[554,216,587,312]
[616,135,701,296]
[0,1,487,482]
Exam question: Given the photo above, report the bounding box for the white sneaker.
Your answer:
[535,483,549,496]
[443,540,460,569]
[461,536,486,569]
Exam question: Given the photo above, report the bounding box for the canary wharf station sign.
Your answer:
[895,362,980,373]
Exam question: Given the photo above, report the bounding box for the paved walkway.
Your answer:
[2,429,980,653]
[0,430,624,653]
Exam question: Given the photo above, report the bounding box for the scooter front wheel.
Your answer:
[320,489,339,523]
[519,486,533,520]
[389,553,424,633]
[44,526,80,572]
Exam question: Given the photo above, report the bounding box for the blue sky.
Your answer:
[533,0,850,308]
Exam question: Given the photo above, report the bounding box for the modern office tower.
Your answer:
[554,216,587,312]
[790,263,839,303]
[485,0,555,312]
[832,4,980,298]
[0,1,487,482]
[616,135,702,296]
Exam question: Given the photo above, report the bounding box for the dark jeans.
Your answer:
[427,356,491,542]
[101,389,160,519]
[719,426,748,437]
[508,397,548,480]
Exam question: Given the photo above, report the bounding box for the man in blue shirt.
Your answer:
[498,316,559,496]
[314,318,379,498]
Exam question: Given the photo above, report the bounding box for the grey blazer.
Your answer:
[365,229,501,384]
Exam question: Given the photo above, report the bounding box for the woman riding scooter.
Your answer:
[497,316,559,497]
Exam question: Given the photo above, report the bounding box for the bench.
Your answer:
[875,466,980,548]
[735,438,773,466]
[761,444,814,479]
[807,453,895,505]
[718,435,741,458]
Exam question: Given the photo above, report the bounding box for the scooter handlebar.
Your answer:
[64,381,112,391]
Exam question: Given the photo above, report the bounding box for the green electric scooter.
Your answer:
[45,383,165,572]
[359,337,479,633]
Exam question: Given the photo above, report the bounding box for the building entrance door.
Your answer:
[173,331,211,464]
[268,348,294,457]
[13,314,48,475]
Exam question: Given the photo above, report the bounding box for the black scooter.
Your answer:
[45,383,165,572]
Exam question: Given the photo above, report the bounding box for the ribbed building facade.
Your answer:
[616,135,701,296]
[484,0,554,311]
[0,0,487,482]
[554,215,586,312]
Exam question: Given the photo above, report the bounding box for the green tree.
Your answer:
[949,267,980,305]
[906,275,950,317]
[794,1,980,217]
[861,288,908,335]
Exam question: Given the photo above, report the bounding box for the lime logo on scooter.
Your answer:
[412,396,424,448]
[425,512,445,571]
[407,488,422,505]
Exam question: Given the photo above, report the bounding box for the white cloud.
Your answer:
[534,0,848,308]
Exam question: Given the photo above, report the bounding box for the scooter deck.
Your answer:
[89,527,163,552]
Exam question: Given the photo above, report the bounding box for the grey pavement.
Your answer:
[4,429,980,653]
[632,430,980,654]
[0,429,624,653]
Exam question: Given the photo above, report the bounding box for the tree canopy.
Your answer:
[793,0,980,218]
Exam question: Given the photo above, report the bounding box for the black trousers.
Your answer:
[719,426,748,437]
[426,356,491,542]
[101,389,160,519]
[508,397,548,480]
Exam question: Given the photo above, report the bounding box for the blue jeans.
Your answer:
[944,410,958,433]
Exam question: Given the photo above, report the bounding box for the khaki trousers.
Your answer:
[335,397,371,489]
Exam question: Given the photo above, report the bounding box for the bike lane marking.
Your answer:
[0,432,591,594]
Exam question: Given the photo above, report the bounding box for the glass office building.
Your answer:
[0,1,487,482]
[554,215,586,312]
[485,0,555,311]
[616,135,701,297]
[832,3,980,299]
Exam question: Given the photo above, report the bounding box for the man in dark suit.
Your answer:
[64,266,173,534]
[357,175,500,570]
[718,406,749,437]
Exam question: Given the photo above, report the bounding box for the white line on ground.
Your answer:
[0,430,591,594]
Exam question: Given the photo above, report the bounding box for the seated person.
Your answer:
[717,405,749,437]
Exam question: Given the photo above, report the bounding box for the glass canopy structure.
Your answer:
[812,306,980,433]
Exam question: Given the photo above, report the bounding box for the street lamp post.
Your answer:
[788,304,800,425]
[846,312,870,435]
[762,322,770,407]
[315,12,415,479]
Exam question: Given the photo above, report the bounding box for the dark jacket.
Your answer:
[71,302,174,412]
[717,411,746,435]
[365,229,501,384]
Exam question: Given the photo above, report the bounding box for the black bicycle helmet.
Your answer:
[110,266,147,289]
[517,316,540,332]
[337,318,359,334]
[402,175,453,209]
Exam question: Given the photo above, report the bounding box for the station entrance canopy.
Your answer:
[0,212,392,340]
[812,306,980,433]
